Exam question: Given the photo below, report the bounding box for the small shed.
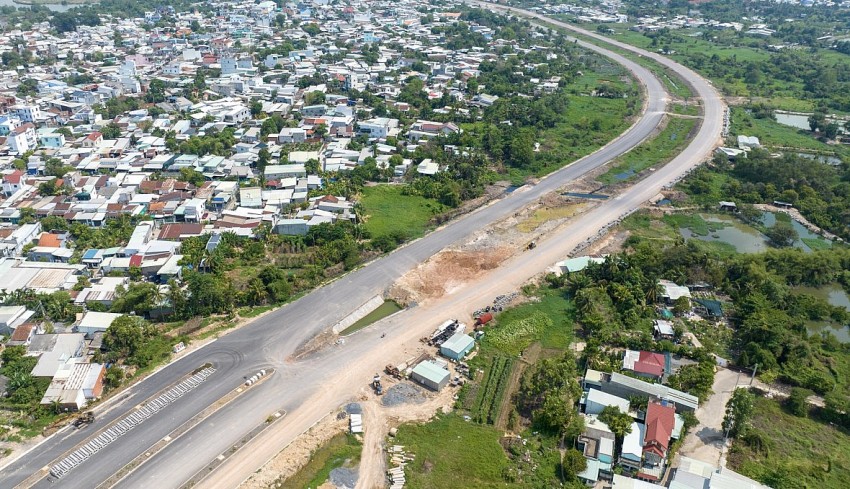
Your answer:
[653,319,675,340]
[410,361,450,391]
[440,333,475,360]
[718,201,737,212]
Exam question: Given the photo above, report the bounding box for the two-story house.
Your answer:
[8,123,37,154]
[641,402,675,480]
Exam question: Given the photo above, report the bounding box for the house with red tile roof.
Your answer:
[82,131,103,148]
[622,350,667,380]
[2,169,25,196]
[641,401,675,478]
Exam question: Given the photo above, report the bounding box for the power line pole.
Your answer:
[750,363,758,386]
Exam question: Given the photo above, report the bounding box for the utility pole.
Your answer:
[750,363,758,386]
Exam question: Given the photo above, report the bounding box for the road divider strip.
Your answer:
[178,407,287,489]
[48,367,217,481]
[97,368,275,489]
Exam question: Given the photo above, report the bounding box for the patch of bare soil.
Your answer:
[356,377,459,489]
[584,229,630,256]
[290,328,338,361]
[390,246,513,304]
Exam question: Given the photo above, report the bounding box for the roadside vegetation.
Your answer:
[279,433,361,489]
[599,116,698,184]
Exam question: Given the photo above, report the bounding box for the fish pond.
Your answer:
[794,283,850,343]
[676,212,832,254]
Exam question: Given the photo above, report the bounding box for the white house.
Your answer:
[13,105,41,123]
[0,305,36,336]
[124,222,154,256]
[8,123,37,154]
[76,311,123,336]
[357,117,399,139]
[583,388,631,416]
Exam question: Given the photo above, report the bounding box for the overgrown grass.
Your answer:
[280,433,362,489]
[599,117,698,184]
[672,103,700,116]
[237,305,274,318]
[517,94,632,180]
[802,237,832,251]
[393,414,516,489]
[340,300,402,335]
[729,396,850,488]
[480,288,575,356]
[359,185,444,239]
[516,204,586,233]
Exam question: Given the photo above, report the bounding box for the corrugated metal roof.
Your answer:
[440,333,474,355]
[411,361,449,383]
[609,372,698,409]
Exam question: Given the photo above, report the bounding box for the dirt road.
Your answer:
[678,368,744,466]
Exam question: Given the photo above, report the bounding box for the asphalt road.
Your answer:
[0,7,723,489]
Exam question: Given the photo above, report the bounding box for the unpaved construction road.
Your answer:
[0,6,723,489]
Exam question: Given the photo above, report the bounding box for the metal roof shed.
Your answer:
[410,361,450,391]
[439,333,475,360]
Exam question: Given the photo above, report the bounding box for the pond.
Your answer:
[677,212,832,254]
[760,211,831,253]
[775,111,848,135]
[794,283,850,343]
[563,192,609,200]
[796,152,843,167]
[774,112,812,131]
[678,214,771,253]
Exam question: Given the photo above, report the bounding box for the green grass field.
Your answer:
[599,117,698,184]
[359,185,444,239]
[393,414,515,489]
[280,433,361,489]
[729,396,850,488]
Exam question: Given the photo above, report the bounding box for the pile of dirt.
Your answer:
[390,247,511,304]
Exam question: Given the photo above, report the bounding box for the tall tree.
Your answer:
[722,388,755,439]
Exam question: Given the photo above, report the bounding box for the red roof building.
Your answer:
[634,351,666,378]
[642,402,675,467]
[4,169,23,184]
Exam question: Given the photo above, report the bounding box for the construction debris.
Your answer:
[386,445,414,489]
[425,319,465,347]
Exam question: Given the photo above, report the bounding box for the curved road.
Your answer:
[0,6,723,489]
